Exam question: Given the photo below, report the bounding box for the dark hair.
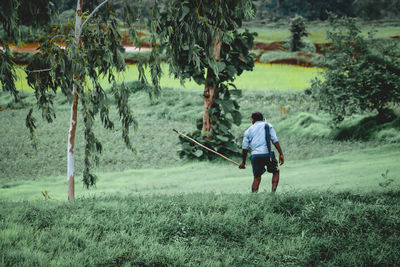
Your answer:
[251,112,263,121]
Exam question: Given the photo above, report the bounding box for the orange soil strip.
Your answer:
[1,43,149,53]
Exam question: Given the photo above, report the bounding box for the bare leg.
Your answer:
[272,170,280,193]
[252,176,262,193]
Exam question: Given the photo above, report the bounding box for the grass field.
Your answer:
[1,77,400,265]
[1,86,399,188]
[248,21,400,43]
[10,63,322,92]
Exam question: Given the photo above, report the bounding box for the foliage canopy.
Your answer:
[154,0,256,159]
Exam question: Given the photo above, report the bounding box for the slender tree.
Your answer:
[289,15,308,52]
[1,0,161,199]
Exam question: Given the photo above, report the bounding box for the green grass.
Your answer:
[1,191,400,266]
[10,63,322,92]
[248,21,400,43]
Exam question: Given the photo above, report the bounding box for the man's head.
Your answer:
[251,112,264,124]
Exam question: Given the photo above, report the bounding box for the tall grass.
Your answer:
[1,190,399,266]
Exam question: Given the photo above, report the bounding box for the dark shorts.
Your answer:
[250,152,278,178]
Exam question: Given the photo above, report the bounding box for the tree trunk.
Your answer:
[202,36,221,135]
[67,0,83,200]
[276,0,280,17]
[202,71,216,134]
[67,88,78,200]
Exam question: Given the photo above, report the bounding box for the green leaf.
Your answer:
[179,6,190,22]
[193,149,203,157]
[220,99,234,113]
[216,135,229,142]
[231,111,241,125]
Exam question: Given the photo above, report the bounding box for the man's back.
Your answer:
[242,121,278,155]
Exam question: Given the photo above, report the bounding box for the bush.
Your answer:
[53,9,75,25]
[308,15,400,124]
[301,38,316,54]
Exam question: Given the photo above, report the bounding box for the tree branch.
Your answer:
[13,63,53,73]
[50,34,65,43]
[24,68,52,73]
[80,0,109,31]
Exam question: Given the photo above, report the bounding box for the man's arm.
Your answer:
[239,149,248,169]
[273,142,284,165]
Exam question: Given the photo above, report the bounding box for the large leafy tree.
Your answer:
[1,0,160,199]
[309,15,400,123]
[153,0,256,159]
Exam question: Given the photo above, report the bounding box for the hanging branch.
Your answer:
[80,0,110,32]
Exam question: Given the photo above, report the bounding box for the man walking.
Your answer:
[239,112,284,193]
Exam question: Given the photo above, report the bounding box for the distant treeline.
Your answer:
[254,0,400,20]
[54,0,400,21]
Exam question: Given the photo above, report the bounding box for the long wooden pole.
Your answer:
[173,129,240,166]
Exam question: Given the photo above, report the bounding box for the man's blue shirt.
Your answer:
[242,121,278,155]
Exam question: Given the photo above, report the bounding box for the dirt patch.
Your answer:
[253,41,284,51]
[3,42,66,53]
[121,31,150,47]
[269,58,315,67]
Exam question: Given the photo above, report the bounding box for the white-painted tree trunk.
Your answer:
[67,0,83,200]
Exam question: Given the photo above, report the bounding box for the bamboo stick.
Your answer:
[173,128,240,166]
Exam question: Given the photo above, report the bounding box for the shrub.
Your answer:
[308,15,400,124]
[301,38,316,54]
